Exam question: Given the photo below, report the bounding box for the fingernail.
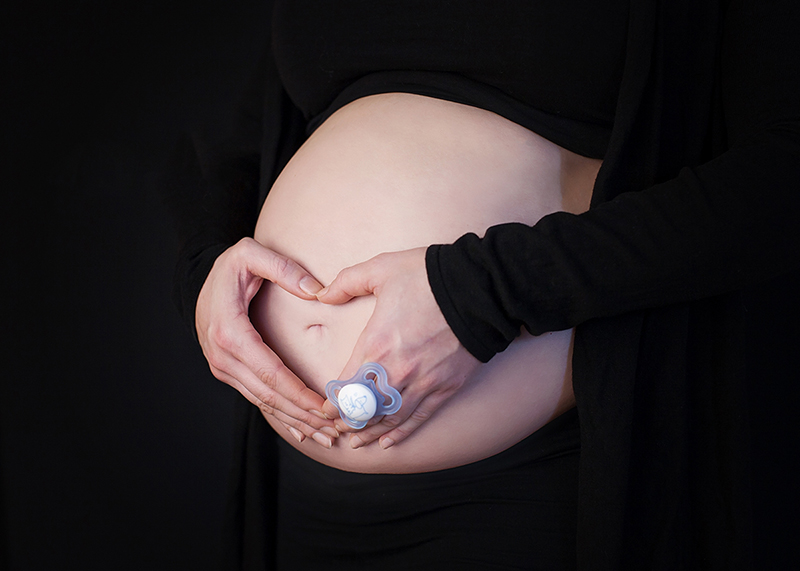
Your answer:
[312,432,332,448]
[310,409,329,420]
[334,420,347,432]
[379,437,395,450]
[350,435,364,449]
[316,286,329,298]
[321,426,340,438]
[299,276,323,296]
[288,427,304,443]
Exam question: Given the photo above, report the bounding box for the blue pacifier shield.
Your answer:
[325,363,402,429]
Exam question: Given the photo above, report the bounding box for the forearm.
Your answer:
[428,138,800,362]
[427,0,800,362]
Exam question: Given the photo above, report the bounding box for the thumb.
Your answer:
[317,258,381,305]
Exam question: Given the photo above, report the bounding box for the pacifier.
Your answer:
[325,363,402,429]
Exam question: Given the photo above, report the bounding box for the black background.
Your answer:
[3,1,267,568]
[2,1,798,569]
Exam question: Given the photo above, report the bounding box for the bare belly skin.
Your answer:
[251,93,599,473]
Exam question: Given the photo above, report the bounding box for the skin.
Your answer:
[194,238,467,452]
[197,94,598,455]
[195,237,338,446]
[315,248,480,450]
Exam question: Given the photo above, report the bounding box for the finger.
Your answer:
[321,398,341,422]
[232,358,330,429]
[347,411,402,449]
[324,392,384,433]
[346,380,423,448]
[350,391,448,450]
[239,237,323,300]
[280,420,305,444]
[210,361,329,431]
[334,414,382,434]
[376,394,447,449]
[229,323,330,416]
[212,364,338,447]
[204,312,339,444]
[211,343,334,433]
[316,256,384,305]
[269,408,338,448]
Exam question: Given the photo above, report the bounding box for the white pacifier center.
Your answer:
[337,383,378,422]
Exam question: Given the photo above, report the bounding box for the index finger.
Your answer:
[239,238,324,300]
[232,319,330,423]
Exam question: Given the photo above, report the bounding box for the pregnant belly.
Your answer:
[251,93,599,473]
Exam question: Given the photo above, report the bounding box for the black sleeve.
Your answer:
[162,32,306,338]
[427,0,800,363]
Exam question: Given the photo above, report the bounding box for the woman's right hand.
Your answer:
[196,237,338,447]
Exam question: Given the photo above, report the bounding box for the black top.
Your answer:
[272,0,628,158]
[164,0,800,568]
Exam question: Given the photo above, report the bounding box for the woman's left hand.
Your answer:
[316,247,481,449]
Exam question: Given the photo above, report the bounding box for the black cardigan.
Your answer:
[164,0,800,568]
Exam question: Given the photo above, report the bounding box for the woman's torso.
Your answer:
[251,93,600,473]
